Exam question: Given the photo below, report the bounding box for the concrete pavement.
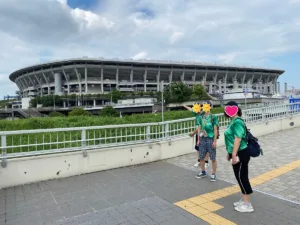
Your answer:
[1,128,300,225]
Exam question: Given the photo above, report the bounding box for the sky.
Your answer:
[1,0,300,98]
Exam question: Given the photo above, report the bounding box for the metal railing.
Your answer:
[0,103,300,166]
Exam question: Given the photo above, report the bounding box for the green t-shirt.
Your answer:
[224,117,248,154]
[199,113,219,139]
[192,111,201,128]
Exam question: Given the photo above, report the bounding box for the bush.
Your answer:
[0,107,224,131]
[49,112,65,117]
[100,106,118,117]
[68,108,90,117]
[191,84,211,100]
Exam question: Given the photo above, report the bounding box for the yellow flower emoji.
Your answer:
[202,103,211,113]
[192,103,201,113]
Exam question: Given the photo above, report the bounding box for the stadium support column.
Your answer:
[74,68,82,94]
[169,69,173,84]
[85,66,88,94]
[143,68,147,92]
[284,83,287,94]
[241,72,246,86]
[192,70,196,82]
[116,66,119,90]
[277,82,280,93]
[233,79,238,89]
[209,83,213,94]
[42,72,51,95]
[202,71,207,86]
[62,69,70,95]
[54,72,63,95]
[100,65,104,94]
[156,69,160,92]
[223,71,228,93]
[247,80,252,89]
[218,80,222,93]
[181,70,185,82]
[34,73,42,96]
[130,66,133,83]
[269,82,274,94]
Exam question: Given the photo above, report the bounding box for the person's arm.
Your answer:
[183,105,192,111]
[196,119,202,146]
[189,128,198,137]
[212,116,218,148]
[231,120,244,164]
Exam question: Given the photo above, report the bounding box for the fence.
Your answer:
[1,103,300,166]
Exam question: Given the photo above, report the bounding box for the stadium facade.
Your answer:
[9,58,285,98]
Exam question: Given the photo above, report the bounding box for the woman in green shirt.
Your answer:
[224,101,254,213]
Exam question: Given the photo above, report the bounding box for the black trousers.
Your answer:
[229,149,253,195]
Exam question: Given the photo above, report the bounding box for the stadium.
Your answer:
[9,58,285,97]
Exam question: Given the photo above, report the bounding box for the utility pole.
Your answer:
[161,81,164,138]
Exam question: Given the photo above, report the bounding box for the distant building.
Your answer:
[9,58,284,98]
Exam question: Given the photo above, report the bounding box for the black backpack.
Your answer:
[236,118,263,157]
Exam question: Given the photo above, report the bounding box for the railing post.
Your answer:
[81,129,87,157]
[165,123,169,138]
[261,108,266,121]
[1,135,7,168]
[146,125,150,141]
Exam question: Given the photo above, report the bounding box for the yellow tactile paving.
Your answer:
[200,201,224,211]
[200,193,220,201]
[174,159,300,225]
[185,206,211,217]
[200,213,237,225]
[174,200,197,209]
[188,196,210,205]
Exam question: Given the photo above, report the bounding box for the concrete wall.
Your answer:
[1,114,300,189]
[21,97,31,109]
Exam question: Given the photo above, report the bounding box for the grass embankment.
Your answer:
[1,107,224,154]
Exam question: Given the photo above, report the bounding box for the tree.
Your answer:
[68,108,90,116]
[110,90,122,103]
[100,106,118,117]
[164,82,192,103]
[191,84,211,100]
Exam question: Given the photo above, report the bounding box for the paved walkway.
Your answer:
[168,127,300,203]
[0,128,300,225]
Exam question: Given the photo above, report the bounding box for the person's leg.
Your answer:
[208,139,217,181]
[205,152,209,168]
[234,150,253,212]
[196,138,207,178]
[194,135,200,167]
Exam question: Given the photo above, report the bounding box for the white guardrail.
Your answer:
[0,103,300,166]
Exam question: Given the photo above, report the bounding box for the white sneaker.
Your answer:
[205,163,209,168]
[235,203,254,213]
[233,199,243,207]
[194,162,200,167]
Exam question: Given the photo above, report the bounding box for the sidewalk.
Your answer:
[0,128,300,225]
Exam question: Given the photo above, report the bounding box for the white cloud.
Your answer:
[0,0,300,96]
[71,8,114,30]
[169,32,184,44]
[132,52,148,60]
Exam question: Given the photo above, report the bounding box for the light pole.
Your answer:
[53,94,55,110]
